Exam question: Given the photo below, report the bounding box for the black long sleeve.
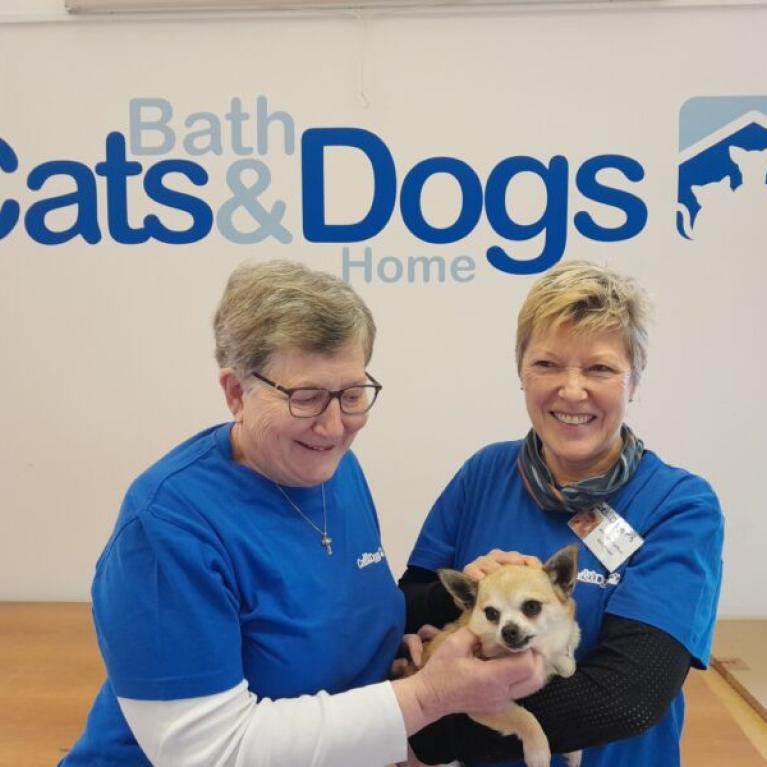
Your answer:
[399,565,461,633]
[400,568,692,765]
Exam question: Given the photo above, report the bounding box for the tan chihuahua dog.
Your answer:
[421,545,582,767]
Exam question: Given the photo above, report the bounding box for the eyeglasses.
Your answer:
[249,370,383,418]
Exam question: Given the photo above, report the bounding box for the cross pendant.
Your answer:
[321,534,333,556]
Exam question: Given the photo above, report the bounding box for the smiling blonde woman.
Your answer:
[403,260,724,767]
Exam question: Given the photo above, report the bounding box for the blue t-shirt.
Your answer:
[408,440,723,767]
[62,423,405,765]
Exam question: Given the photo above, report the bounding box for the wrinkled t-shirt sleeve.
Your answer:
[92,502,243,700]
[605,474,724,668]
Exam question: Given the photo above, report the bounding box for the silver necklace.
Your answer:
[273,483,333,555]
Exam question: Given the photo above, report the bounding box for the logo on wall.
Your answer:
[677,96,767,240]
[0,96,650,282]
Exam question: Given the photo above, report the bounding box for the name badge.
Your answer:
[568,502,644,573]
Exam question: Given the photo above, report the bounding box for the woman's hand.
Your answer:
[390,625,442,678]
[463,549,543,581]
[392,626,545,735]
[420,627,545,712]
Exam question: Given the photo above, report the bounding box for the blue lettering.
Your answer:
[143,160,213,244]
[485,155,568,275]
[217,159,291,244]
[95,132,148,244]
[3,118,651,258]
[302,128,396,242]
[574,155,647,241]
[129,97,175,155]
[342,245,374,282]
[183,112,224,156]
[25,160,101,245]
[0,137,20,239]
[341,245,477,284]
[400,158,482,244]
[451,255,475,283]
[225,98,253,156]
[256,96,295,155]
[378,255,403,283]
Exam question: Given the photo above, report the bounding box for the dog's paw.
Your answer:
[564,750,582,767]
[523,745,551,767]
[552,655,576,678]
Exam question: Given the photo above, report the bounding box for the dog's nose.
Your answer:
[501,623,521,646]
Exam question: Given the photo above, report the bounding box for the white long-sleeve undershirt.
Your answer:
[118,679,407,767]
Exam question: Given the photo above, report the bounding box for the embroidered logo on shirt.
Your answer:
[357,546,386,569]
[577,568,622,589]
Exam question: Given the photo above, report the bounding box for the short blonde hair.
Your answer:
[214,260,376,375]
[516,261,650,388]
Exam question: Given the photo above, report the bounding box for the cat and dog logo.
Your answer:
[677,96,767,240]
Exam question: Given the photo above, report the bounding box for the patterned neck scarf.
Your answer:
[517,425,644,513]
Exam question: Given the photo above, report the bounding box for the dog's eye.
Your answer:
[483,606,500,623]
[521,600,542,618]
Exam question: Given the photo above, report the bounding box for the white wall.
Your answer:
[1,0,765,617]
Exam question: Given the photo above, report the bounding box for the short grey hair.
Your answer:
[214,260,376,375]
[516,260,651,389]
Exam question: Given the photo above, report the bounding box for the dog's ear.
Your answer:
[438,569,479,611]
[543,544,579,597]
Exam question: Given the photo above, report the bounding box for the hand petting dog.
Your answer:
[463,549,543,581]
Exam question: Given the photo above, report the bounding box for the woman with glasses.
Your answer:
[402,261,723,767]
[61,260,544,767]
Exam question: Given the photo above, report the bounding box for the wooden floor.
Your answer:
[712,620,767,722]
[1,603,766,767]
